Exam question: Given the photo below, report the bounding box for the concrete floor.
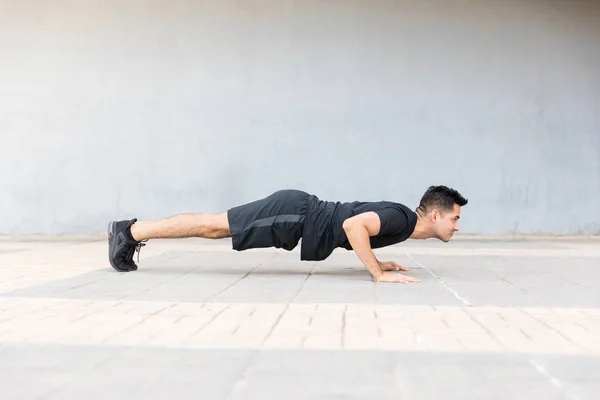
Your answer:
[0,236,599,399]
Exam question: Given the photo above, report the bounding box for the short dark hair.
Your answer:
[416,185,468,216]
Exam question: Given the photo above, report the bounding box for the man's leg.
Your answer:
[109,189,309,272]
[108,212,231,272]
[130,212,231,241]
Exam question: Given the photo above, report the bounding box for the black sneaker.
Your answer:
[108,219,146,272]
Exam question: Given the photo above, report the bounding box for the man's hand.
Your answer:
[376,271,421,284]
[342,213,420,284]
[379,261,410,272]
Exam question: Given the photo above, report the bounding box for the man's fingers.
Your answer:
[390,262,410,271]
[381,263,405,272]
[399,274,420,283]
[376,271,421,284]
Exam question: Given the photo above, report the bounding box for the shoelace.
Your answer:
[124,240,147,266]
[135,240,148,264]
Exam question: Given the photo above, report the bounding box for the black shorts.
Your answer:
[227,189,309,252]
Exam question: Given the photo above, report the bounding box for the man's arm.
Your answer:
[342,212,420,284]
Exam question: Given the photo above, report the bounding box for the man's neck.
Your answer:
[409,215,434,240]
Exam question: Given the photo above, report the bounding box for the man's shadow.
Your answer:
[134,264,371,278]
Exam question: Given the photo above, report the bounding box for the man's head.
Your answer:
[416,185,468,242]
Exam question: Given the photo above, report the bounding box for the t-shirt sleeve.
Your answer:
[373,207,409,236]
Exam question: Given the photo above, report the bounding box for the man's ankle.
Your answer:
[126,224,139,242]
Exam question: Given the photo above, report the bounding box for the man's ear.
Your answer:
[431,209,440,222]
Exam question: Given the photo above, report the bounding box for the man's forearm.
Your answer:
[344,226,383,280]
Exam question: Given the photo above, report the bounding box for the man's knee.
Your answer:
[212,212,231,238]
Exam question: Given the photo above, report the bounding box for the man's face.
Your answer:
[434,204,461,242]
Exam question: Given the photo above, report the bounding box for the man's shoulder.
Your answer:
[372,202,418,237]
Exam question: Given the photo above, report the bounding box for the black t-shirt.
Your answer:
[300,194,418,261]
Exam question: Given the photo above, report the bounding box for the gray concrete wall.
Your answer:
[1,0,599,235]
